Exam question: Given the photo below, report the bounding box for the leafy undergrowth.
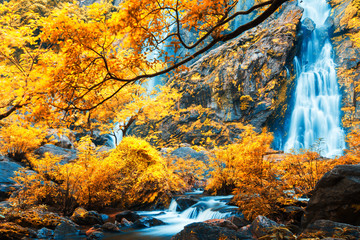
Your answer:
[9,136,187,214]
[206,125,360,221]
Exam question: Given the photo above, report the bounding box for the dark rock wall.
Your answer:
[173,2,302,129]
[329,0,360,128]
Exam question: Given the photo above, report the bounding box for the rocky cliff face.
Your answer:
[174,2,302,129]
[329,0,360,128]
[141,1,303,146]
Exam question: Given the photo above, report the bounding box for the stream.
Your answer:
[103,191,238,240]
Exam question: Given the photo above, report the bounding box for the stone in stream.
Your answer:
[37,227,54,239]
[101,222,121,232]
[54,221,78,239]
[120,218,133,227]
[115,210,141,222]
[87,231,104,240]
[71,207,104,226]
[133,217,165,229]
[175,197,199,211]
[171,222,252,240]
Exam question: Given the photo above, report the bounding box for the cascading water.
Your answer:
[103,194,238,240]
[284,0,345,157]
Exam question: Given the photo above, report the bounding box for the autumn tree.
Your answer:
[0,0,289,124]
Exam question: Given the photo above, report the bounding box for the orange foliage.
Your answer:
[11,136,186,213]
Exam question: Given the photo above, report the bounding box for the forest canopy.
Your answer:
[0,0,288,128]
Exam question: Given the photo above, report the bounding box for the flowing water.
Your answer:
[103,193,238,240]
[284,0,345,157]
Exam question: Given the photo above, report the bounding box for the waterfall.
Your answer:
[284,0,345,157]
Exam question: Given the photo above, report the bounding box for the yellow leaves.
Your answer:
[0,118,47,161]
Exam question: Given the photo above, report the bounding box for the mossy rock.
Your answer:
[5,208,63,229]
[0,222,32,240]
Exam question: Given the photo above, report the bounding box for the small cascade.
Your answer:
[284,0,345,157]
[168,199,178,212]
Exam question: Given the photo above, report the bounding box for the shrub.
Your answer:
[0,121,46,161]
[10,136,186,213]
[206,126,289,220]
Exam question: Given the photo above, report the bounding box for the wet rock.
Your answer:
[37,227,54,239]
[250,215,282,238]
[175,197,198,211]
[302,17,316,37]
[0,161,23,201]
[120,218,133,227]
[101,222,121,232]
[301,220,360,239]
[203,219,238,231]
[87,231,104,240]
[115,210,141,222]
[303,164,360,226]
[54,221,78,240]
[171,222,252,240]
[133,217,165,229]
[0,222,32,240]
[92,134,114,148]
[71,207,104,226]
[34,144,77,164]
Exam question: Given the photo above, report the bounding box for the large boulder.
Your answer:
[0,161,23,200]
[171,222,252,240]
[34,144,77,163]
[71,208,104,226]
[303,164,360,226]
